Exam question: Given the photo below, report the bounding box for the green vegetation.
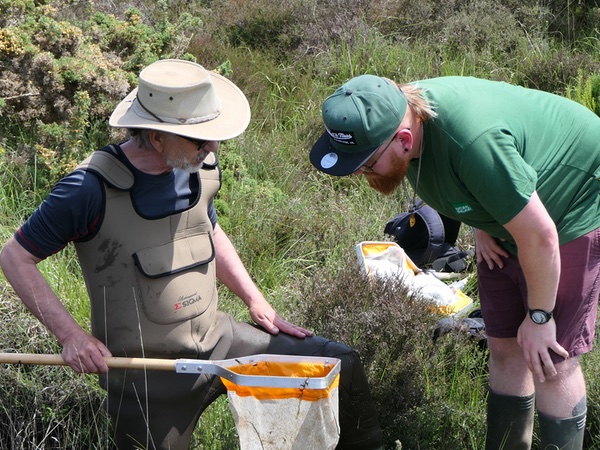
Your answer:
[1,0,599,448]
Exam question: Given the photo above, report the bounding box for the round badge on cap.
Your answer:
[321,152,339,169]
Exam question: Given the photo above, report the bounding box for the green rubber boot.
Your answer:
[485,390,535,450]
[538,409,586,450]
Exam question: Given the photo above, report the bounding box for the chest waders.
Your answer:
[74,146,221,358]
[72,148,385,450]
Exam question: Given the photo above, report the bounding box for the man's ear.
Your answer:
[148,130,167,152]
[396,128,414,152]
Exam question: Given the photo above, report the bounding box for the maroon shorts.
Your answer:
[478,228,600,363]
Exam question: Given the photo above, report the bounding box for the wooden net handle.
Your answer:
[0,353,176,371]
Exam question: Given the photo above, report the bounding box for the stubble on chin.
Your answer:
[167,153,207,173]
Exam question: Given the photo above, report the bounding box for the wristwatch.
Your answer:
[529,309,553,324]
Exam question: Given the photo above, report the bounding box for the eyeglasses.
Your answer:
[180,135,209,151]
[360,133,396,173]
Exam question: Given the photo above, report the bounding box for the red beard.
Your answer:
[364,151,411,195]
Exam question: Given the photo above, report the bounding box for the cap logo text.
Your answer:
[326,127,356,145]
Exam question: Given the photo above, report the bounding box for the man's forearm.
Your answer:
[504,192,560,313]
[0,237,84,344]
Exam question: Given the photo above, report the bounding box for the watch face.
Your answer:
[531,310,551,324]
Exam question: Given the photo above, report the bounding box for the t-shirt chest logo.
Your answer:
[451,202,474,214]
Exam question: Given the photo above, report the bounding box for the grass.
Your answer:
[0,291,114,449]
[1,0,600,448]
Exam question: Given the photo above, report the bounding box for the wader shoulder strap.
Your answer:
[77,145,134,190]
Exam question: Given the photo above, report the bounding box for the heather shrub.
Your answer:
[292,264,488,448]
[512,48,600,93]
[221,0,304,55]
[542,0,600,42]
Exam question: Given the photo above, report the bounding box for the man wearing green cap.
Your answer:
[310,74,600,450]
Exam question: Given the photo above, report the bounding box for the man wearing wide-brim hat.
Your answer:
[0,60,384,449]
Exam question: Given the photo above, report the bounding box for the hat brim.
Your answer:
[109,72,251,141]
[309,132,379,176]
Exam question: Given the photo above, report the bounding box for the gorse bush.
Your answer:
[0,1,201,123]
[0,0,200,189]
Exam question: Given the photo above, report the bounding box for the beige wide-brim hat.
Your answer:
[109,59,251,141]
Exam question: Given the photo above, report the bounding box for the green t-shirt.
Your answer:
[406,76,600,254]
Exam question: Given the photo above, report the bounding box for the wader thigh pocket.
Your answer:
[133,232,216,324]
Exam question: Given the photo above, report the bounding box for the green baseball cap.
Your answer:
[310,74,407,176]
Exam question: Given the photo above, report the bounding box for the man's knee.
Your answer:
[488,337,527,370]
